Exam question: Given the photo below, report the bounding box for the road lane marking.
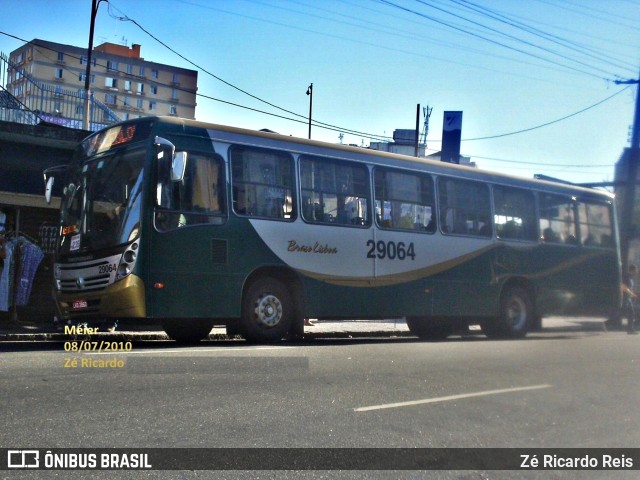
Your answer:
[354,384,552,412]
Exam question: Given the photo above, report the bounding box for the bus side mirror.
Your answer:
[45,177,54,204]
[172,151,187,182]
[43,165,67,205]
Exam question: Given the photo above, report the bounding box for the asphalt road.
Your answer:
[1,321,639,480]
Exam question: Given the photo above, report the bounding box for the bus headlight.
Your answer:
[116,241,138,280]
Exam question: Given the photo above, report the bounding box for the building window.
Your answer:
[172,72,179,84]
[55,68,63,79]
[136,83,144,94]
[169,105,177,115]
[57,52,64,62]
[138,66,145,76]
[151,69,159,79]
[126,64,133,75]
[104,93,117,105]
[124,80,131,91]
[107,60,119,72]
[171,89,179,100]
[123,96,131,107]
[105,77,117,88]
[150,84,158,95]
[136,98,143,109]
[149,101,156,111]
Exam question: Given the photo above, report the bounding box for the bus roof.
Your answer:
[118,116,615,201]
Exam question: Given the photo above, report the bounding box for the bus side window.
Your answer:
[539,194,576,245]
[155,152,226,231]
[374,167,435,232]
[578,201,614,249]
[493,186,537,241]
[230,146,295,220]
[300,155,370,226]
[437,177,491,238]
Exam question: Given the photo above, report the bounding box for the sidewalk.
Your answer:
[0,317,609,342]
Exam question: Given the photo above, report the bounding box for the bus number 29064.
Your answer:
[366,240,415,261]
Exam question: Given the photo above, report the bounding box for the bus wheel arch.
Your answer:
[483,279,535,339]
[241,267,304,342]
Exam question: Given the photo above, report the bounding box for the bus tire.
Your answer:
[241,278,293,342]
[406,317,453,341]
[484,286,531,339]
[162,319,214,344]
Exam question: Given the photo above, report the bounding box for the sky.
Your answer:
[1,0,639,186]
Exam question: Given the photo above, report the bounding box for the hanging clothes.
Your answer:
[0,236,44,311]
[16,239,44,306]
[0,240,15,311]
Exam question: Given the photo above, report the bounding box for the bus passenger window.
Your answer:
[374,168,434,232]
[493,186,537,241]
[578,201,614,248]
[231,146,295,220]
[437,177,491,238]
[539,194,577,245]
[300,156,369,226]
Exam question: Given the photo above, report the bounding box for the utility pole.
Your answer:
[414,104,421,157]
[615,69,640,271]
[306,83,313,140]
[83,0,105,131]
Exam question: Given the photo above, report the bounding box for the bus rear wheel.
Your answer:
[241,278,293,342]
[163,319,214,344]
[483,286,531,339]
[406,317,453,341]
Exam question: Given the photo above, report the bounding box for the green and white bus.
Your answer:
[45,116,621,343]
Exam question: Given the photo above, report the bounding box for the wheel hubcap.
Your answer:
[507,297,526,328]
[254,294,282,328]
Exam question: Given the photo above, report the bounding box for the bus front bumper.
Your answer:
[55,274,146,320]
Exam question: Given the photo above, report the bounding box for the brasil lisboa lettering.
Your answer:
[288,240,337,254]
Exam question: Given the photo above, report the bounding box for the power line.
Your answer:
[449,0,637,75]
[461,86,632,141]
[377,0,614,81]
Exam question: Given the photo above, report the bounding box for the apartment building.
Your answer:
[7,39,198,125]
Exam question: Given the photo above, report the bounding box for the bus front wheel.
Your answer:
[241,278,293,342]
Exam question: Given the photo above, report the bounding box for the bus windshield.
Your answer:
[59,145,146,254]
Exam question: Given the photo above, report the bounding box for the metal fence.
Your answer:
[0,52,120,131]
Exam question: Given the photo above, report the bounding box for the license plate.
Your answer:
[72,299,88,310]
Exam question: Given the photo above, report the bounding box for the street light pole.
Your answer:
[306,83,313,139]
[82,0,104,131]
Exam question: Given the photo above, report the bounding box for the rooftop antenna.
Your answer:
[338,132,344,144]
[420,105,433,148]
